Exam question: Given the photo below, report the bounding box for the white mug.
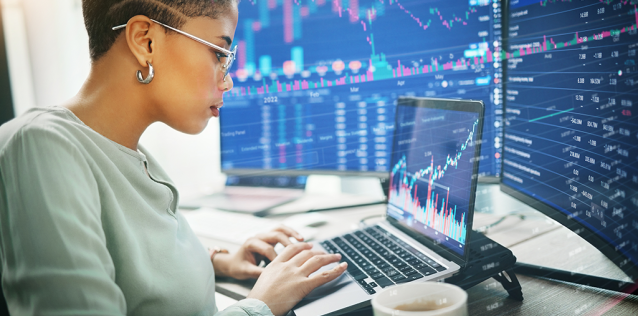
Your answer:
[371,282,468,316]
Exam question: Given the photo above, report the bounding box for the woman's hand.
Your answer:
[247,242,348,316]
[212,226,304,280]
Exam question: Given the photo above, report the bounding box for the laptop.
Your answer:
[180,175,306,216]
[292,97,485,316]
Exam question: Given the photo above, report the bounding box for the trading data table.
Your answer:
[221,0,503,176]
[503,0,638,266]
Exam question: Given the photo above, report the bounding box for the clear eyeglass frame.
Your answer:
[112,19,237,81]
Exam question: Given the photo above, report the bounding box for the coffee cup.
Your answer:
[371,282,468,316]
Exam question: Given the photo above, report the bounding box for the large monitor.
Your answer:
[220,0,503,177]
[501,0,638,282]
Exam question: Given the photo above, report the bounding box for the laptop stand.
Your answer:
[443,230,523,301]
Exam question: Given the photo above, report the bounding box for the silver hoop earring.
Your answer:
[136,61,154,84]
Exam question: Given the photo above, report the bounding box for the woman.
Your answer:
[0,0,347,315]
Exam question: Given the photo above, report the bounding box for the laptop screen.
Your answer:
[387,99,482,258]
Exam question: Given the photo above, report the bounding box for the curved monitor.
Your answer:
[220,0,504,178]
[501,0,638,282]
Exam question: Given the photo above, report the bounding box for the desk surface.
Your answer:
[192,184,638,315]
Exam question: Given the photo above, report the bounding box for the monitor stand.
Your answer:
[474,183,638,295]
[266,175,387,216]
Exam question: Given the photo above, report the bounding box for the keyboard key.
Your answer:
[372,258,385,266]
[414,263,429,269]
[407,259,421,266]
[345,262,366,280]
[369,282,378,288]
[403,268,419,276]
[417,265,437,275]
[384,269,400,277]
[419,269,436,277]
[399,253,412,259]
[362,265,377,271]
[406,274,424,281]
[350,271,367,281]
[432,263,447,272]
[366,288,377,294]
[393,261,407,269]
[375,277,394,288]
[370,272,385,280]
[391,274,407,283]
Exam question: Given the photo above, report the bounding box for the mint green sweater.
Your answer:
[0,106,272,316]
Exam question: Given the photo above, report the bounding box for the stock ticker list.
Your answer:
[503,0,638,264]
[220,0,503,175]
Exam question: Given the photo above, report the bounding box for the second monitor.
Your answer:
[220,0,504,178]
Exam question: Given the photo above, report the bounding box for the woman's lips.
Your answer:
[210,106,219,117]
[210,102,223,117]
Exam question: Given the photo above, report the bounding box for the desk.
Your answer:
[192,184,638,315]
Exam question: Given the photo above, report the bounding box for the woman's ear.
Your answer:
[124,15,158,68]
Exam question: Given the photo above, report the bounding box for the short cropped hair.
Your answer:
[82,0,236,61]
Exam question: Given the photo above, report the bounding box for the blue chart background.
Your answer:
[388,106,479,255]
[503,0,638,266]
[220,0,502,176]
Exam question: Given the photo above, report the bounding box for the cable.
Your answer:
[474,213,530,234]
[358,214,385,227]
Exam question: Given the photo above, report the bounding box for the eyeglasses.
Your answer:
[112,19,237,81]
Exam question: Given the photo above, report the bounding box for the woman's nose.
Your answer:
[220,75,234,92]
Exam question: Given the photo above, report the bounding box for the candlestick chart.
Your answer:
[220,0,503,176]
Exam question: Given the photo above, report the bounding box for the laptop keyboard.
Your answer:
[319,225,448,294]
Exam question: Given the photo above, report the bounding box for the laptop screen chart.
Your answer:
[388,105,479,255]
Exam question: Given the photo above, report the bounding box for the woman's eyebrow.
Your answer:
[219,36,232,46]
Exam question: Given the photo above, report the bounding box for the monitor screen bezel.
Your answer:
[385,96,484,267]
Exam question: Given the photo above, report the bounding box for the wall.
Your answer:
[0,0,223,198]
[0,3,15,125]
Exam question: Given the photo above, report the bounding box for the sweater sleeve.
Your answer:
[0,125,127,315]
[217,298,274,316]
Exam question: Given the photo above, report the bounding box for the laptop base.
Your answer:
[332,231,522,316]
